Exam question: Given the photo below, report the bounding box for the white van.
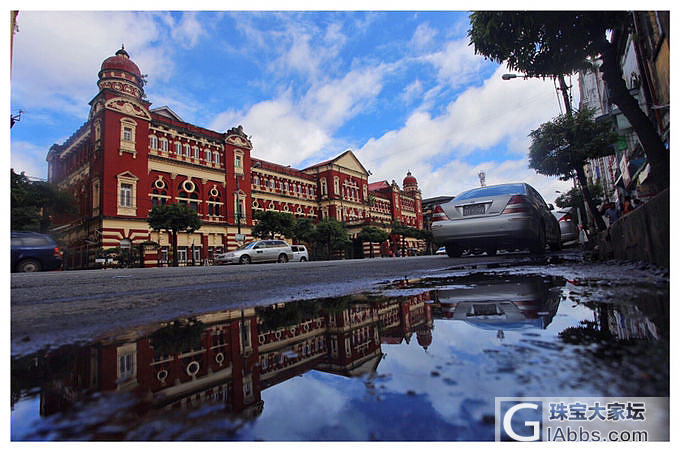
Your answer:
[290,245,309,262]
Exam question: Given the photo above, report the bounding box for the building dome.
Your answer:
[100,46,142,79]
[403,171,418,189]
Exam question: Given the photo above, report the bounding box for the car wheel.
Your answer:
[278,254,289,263]
[485,245,497,256]
[445,243,462,258]
[239,255,251,265]
[530,224,546,255]
[300,257,307,262]
[17,259,41,272]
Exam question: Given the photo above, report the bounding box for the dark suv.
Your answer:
[11,231,63,272]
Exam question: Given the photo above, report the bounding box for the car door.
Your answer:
[251,241,268,262]
[262,240,278,262]
[10,235,23,268]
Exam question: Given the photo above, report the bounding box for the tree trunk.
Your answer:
[597,39,669,191]
[575,166,607,232]
[171,229,178,267]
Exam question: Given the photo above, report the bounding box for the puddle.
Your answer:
[11,272,668,440]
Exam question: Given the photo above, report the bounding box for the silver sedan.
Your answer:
[431,183,561,257]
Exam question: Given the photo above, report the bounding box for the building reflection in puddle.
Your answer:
[10,274,667,439]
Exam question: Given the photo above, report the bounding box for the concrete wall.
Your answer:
[596,188,669,267]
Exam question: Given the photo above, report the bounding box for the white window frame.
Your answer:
[120,183,133,208]
[119,118,137,157]
[116,172,138,216]
[149,135,158,150]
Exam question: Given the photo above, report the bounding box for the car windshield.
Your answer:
[236,242,258,251]
[455,184,526,201]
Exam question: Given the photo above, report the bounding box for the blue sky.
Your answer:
[9,9,576,203]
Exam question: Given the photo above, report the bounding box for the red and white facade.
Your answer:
[47,47,424,268]
[35,293,433,419]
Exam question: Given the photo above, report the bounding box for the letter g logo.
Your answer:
[503,403,541,441]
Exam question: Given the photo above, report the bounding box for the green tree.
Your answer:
[312,218,351,260]
[11,169,76,232]
[556,184,604,214]
[468,11,669,190]
[528,108,616,231]
[356,226,389,258]
[147,203,202,267]
[290,217,316,244]
[252,210,295,240]
[390,221,427,256]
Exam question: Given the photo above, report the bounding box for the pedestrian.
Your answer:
[623,196,635,214]
[603,202,620,225]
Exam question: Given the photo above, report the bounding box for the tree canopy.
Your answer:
[312,218,351,259]
[556,184,604,215]
[147,203,202,266]
[11,169,76,232]
[468,11,628,78]
[357,226,390,258]
[468,11,668,190]
[252,210,295,240]
[529,108,615,231]
[528,108,617,180]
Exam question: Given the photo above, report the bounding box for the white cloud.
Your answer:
[209,64,386,166]
[301,66,385,130]
[11,11,170,118]
[420,37,486,89]
[355,64,569,201]
[239,98,332,165]
[10,141,49,180]
[410,23,437,49]
[401,79,424,105]
[169,12,206,49]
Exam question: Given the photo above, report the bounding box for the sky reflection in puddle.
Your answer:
[11,272,668,440]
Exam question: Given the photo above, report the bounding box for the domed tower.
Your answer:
[402,171,418,196]
[88,46,151,221]
[97,45,145,99]
[402,171,423,229]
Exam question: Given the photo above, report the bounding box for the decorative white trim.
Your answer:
[186,361,200,376]
[105,97,151,120]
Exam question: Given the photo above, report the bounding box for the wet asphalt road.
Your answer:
[10,248,650,357]
[11,252,540,356]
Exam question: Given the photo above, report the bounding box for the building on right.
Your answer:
[578,11,669,206]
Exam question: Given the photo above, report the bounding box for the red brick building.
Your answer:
[32,293,433,419]
[47,47,424,268]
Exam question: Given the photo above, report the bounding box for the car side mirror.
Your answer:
[548,204,555,211]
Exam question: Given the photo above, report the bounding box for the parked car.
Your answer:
[430,183,561,257]
[551,207,579,244]
[435,246,447,255]
[11,231,63,272]
[290,245,309,262]
[214,240,293,264]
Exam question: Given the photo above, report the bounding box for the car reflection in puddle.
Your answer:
[11,273,668,440]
